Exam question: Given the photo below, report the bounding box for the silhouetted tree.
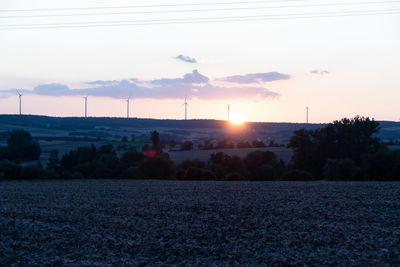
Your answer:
[243,150,283,180]
[169,140,177,149]
[183,167,216,180]
[281,169,314,181]
[23,163,48,179]
[181,141,193,151]
[179,159,206,170]
[7,129,41,161]
[237,141,252,148]
[120,150,144,165]
[252,140,266,148]
[0,160,22,179]
[288,116,382,177]
[208,152,244,178]
[47,149,60,171]
[323,158,358,180]
[151,131,162,154]
[138,156,175,179]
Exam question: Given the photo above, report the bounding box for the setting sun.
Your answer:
[229,113,245,125]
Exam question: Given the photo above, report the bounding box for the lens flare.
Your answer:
[230,113,245,125]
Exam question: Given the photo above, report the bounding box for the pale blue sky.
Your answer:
[1,0,399,122]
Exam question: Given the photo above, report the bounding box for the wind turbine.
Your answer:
[83,96,88,118]
[16,89,22,115]
[306,105,310,124]
[227,104,231,121]
[184,97,188,120]
[126,98,130,118]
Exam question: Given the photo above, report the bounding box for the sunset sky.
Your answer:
[1,0,399,122]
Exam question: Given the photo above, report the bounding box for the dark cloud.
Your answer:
[7,70,286,100]
[311,69,329,75]
[175,54,197,63]
[224,72,290,84]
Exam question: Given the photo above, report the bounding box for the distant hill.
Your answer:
[0,114,399,144]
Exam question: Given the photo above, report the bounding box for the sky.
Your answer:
[0,0,399,122]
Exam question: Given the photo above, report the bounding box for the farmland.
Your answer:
[169,146,292,164]
[1,180,399,265]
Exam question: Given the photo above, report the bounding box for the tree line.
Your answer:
[1,116,399,181]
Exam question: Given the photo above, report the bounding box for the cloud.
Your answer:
[224,72,290,84]
[152,70,209,86]
[34,83,71,95]
[5,70,287,100]
[175,54,197,63]
[85,80,119,85]
[311,69,329,75]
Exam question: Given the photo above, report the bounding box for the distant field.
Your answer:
[1,180,399,265]
[169,147,293,163]
[39,140,102,162]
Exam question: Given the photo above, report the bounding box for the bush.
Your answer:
[120,166,139,179]
[59,171,85,179]
[179,160,206,170]
[288,116,382,177]
[243,150,278,171]
[7,129,41,161]
[181,141,194,151]
[323,158,357,180]
[0,160,23,179]
[252,140,266,148]
[237,141,252,148]
[208,152,244,177]
[252,164,278,180]
[183,167,216,180]
[281,169,314,181]
[47,149,60,171]
[138,156,175,179]
[225,172,245,181]
[0,147,10,161]
[120,150,144,166]
[61,145,97,170]
[22,164,48,179]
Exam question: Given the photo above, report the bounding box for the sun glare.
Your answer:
[230,113,245,125]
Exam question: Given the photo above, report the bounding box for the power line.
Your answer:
[1,9,398,30]
[1,1,398,18]
[0,0,314,12]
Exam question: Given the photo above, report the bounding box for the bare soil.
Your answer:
[1,180,399,265]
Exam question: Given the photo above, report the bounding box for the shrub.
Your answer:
[179,159,206,170]
[120,166,139,179]
[237,141,252,148]
[252,164,278,180]
[183,167,216,180]
[208,152,244,177]
[181,141,194,151]
[0,160,23,179]
[22,164,48,179]
[281,169,314,181]
[7,129,41,161]
[0,147,10,161]
[225,172,245,181]
[288,116,382,177]
[138,156,175,179]
[243,150,278,171]
[120,150,144,166]
[323,158,357,180]
[252,140,266,148]
[47,149,60,171]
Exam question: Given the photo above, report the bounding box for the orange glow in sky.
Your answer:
[229,113,245,125]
